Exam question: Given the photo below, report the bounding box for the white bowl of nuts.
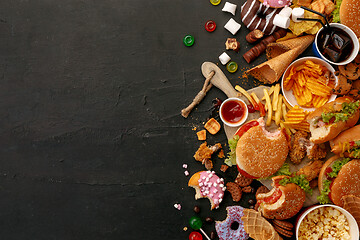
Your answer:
[296,204,359,240]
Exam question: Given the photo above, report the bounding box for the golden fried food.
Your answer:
[307,143,327,161]
[196,130,207,141]
[194,142,213,161]
[297,160,324,181]
[290,130,308,164]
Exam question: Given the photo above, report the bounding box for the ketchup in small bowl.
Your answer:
[219,98,248,127]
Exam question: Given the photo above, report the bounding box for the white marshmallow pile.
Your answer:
[279,6,292,18]
[273,6,292,29]
[292,7,304,22]
[224,18,241,35]
[273,14,290,29]
[219,52,231,65]
[222,2,237,15]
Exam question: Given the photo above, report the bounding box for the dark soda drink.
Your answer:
[318,27,354,63]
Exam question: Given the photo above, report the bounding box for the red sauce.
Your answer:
[235,120,259,137]
[259,188,282,204]
[247,104,255,113]
[221,99,246,124]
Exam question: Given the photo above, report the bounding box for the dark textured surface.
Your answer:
[0,1,312,239]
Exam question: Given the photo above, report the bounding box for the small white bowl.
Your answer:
[314,23,359,66]
[296,204,359,240]
[281,56,338,111]
[219,98,248,127]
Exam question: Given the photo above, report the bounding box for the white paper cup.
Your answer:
[314,23,359,65]
[296,204,359,240]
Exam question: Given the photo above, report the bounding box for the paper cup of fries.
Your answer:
[281,57,338,111]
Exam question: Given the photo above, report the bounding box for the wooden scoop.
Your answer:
[201,62,238,98]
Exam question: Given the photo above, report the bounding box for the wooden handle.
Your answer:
[201,62,238,98]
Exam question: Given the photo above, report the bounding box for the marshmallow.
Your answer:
[224,18,241,35]
[279,6,292,18]
[222,2,237,15]
[219,52,231,65]
[273,14,290,29]
[292,7,304,23]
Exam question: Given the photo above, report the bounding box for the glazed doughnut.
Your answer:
[188,171,226,210]
[260,0,292,8]
[241,0,283,35]
[215,206,249,240]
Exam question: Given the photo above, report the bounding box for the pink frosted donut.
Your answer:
[188,171,226,210]
[216,206,249,240]
[241,0,282,35]
[260,0,292,8]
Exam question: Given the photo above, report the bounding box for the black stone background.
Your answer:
[0,0,314,239]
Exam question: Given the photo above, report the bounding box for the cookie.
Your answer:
[226,182,243,202]
[255,185,270,197]
[348,88,360,100]
[338,63,360,80]
[235,173,253,187]
[242,186,254,193]
[273,224,293,238]
[272,219,294,231]
[353,54,360,65]
[332,72,352,95]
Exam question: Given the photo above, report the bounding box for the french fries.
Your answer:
[275,94,283,125]
[235,85,259,110]
[272,84,281,111]
[250,92,266,117]
[263,89,272,127]
[234,85,294,134]
[261,85,275,101]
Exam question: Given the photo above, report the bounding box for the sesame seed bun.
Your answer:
[318,156,360,207]
[330,159,360,207]
[235,120,289,178]
[256,176,306,220]
[340,0,360,38]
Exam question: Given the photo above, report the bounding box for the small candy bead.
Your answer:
[205,20,216,32]
[183,35,195,47]
[226,61,238,73]
[210,0,221,5]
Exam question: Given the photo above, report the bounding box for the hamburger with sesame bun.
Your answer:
[318,156,360,207]
[340,0,360,38]
[235,118,290,179]
[256,175,306,220]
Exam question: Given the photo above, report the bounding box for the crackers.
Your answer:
[235,173,253,187]
[226,182,243,202]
